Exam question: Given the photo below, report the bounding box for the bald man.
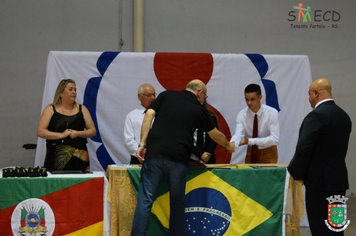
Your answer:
[130,79,235,236]
[288,78,352,235]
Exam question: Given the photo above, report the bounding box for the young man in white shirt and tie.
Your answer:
[231,83,279,163]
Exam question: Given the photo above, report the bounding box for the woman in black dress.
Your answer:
[37,79,96,172]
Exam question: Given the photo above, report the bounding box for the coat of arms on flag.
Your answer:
[11,198,55,236]
[324,195,350,232]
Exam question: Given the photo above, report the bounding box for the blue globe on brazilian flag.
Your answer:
[128,167,287,236]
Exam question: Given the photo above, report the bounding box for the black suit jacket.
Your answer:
[190,115,218,164]
[288,100,352,191]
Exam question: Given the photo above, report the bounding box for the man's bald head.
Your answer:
[308,78,333,108]
[310,78,332,95]
[186,79,207,105]
[186,79,206,91]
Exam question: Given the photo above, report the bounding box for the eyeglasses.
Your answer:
[140,93,156,98]
[198,90,208,99]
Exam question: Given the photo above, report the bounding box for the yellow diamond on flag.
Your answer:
[151,171,273,235]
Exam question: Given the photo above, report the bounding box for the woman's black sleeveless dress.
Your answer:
[44,104,89,172]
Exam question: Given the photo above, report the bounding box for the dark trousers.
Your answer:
[130,156,188,236]
[305,187,346,235]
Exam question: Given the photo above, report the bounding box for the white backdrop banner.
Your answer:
[35,51,312,172]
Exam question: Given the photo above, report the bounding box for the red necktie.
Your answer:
[251,114,258,163]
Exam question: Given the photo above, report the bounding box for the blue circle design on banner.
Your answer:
[245,53,281,112]
[83,51,120,171]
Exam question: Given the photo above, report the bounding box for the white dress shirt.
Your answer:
[230,104,279,149]
[190,129,200,161]
[124,105,146,156]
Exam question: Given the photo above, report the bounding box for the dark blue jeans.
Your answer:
[130,156,188,236]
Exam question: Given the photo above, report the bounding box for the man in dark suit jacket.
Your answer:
[190,100,219,164]
[288,78,352,235]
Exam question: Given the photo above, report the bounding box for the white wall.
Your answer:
[1,0,355,195]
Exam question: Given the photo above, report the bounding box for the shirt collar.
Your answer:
[315,99,333,108]
[138,105,146,113]
[248,104,263,116]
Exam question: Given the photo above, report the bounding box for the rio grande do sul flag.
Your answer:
[0,177,104,236]
[128,167,287,236]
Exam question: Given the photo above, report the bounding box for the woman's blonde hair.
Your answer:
[52,79,77,106]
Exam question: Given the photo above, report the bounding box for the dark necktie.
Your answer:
[251,114,258,163]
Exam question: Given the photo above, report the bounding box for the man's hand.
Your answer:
[136,147,146,163]
[199,152,211,163]
[226,142,235,153]
[239,136,249,146]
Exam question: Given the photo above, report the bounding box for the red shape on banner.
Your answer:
[154,53,231,163]
[208,104,232,164]
[154,53,213,90]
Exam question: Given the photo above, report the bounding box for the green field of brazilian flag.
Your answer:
[0,177,104,236]
[128,167,287,236]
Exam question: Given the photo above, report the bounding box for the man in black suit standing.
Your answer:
[288,78,352,235]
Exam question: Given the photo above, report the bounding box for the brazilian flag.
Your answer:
[128,167,287,236]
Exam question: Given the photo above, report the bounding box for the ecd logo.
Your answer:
[288,3,340,29]
[288,3,341,23]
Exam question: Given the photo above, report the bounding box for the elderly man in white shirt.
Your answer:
[231,84,279,163]
[124,84,156,164]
